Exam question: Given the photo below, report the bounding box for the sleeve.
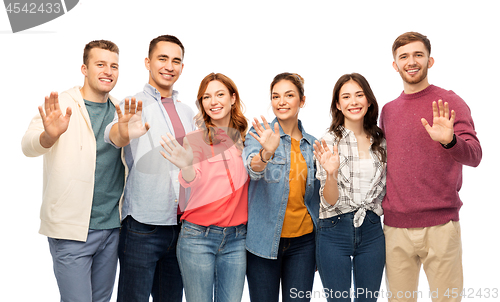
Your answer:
[242,126,265,180]
[445,94,482,167]
[21,112,50,157]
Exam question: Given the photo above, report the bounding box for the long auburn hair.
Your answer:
[195,73,248,147]
[329,73,386,162]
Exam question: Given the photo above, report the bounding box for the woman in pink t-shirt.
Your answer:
[159,72,249,302]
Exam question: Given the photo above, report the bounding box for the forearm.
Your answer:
[322,172,339,206]
[109,124,130,147]
[181,166,196,183]
[39,131,59,149]
[250,149,274,172]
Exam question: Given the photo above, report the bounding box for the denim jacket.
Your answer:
[243,118,320,259]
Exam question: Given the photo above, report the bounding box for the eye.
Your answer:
[203,96,210,100]
[217,93,224,97]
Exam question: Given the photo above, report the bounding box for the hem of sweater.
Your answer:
[383,209,459,228]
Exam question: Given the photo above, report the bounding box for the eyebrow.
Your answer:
[272,90,296,95]
[158,54,182,61]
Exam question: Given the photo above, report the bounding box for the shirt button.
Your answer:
[175,199,178,203]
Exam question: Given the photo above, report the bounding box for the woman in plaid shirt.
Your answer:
[313,73,386,302]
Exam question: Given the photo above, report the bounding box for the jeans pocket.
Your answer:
[180,224,205,238]
[366,211,381,224]
[318,216,340,229]
[127,216,158,235]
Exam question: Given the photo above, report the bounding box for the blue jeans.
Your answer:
[48,228,119,302]
[316,211,385,302]
[246,232,316,302]
[177,221,247,302]
[117,216,183,302]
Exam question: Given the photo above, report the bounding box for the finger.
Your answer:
[261,115,271,130]
[438,99,444,117]
[332,144,338,155]
[166,133,180,147]
[159,150,172,160]
[124,98,130,113]
[130,97,137,113]
[48,92,57,113]
[65,107,72,118]
[273,122,280,134]
[136,100,143,113]
[432,101,438,118]
[182,136,190,149]
[321,139,329,152]
[160,135,174,152]
[253,117,264,133]
[443,101,450,119]
[38,105,46,122]
[450,110,456,124]
[421,118,431,132]
[115,104,123,118]
[249,131,260,142]
[44,96,51,115]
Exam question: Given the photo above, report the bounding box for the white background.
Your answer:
[1,0,498,301]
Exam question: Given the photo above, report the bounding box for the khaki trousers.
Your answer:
[384,221,463,302]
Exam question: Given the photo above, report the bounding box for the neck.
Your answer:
[403,79,430,95]
[150,79,173,98]
[344,120,365,137]
[80,85,108,103]
[278,118,301,140]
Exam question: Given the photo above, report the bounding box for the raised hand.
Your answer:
[313,139,339,176]
[249,115,281,155]
[39,92,72,148]
[115,97,150,142]
[421,99,455,145]
[160,133,193,170]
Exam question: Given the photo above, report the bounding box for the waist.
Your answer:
[182,220,246,235]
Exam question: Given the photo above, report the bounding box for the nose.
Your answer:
[408,55,417,65]
[103,66,112,75]
[278,96,286,106]
[164,60,173,71]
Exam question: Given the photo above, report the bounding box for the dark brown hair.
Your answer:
[392,32,431,58]
[270,72,305,100]
[83,40,119,65]
[195,73,248,147]
[149,35,185,59]
[329,73,386,162]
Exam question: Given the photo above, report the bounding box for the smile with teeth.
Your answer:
[210,107,223,112]
[406,68,420,75]
[277,108,289,112]
[161,73,174,79]
[100,78,112,83]
[348,108,362,114]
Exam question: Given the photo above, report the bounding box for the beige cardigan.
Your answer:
[22,86,120,242]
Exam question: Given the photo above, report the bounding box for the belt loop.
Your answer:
[205,226,210,237]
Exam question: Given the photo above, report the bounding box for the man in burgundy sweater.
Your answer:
[380,32,482,302]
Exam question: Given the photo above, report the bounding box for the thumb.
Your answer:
[183,136,191,149]
[421,118,431,132]
[65,107,72,118]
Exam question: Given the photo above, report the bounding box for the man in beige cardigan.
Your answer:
[22,40,126,302]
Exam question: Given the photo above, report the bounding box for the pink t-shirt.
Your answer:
[179,129,248,227]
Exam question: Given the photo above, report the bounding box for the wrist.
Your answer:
[441,134,457,149]
[259,148,275,163]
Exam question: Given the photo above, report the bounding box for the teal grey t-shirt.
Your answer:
[84,99,124,229]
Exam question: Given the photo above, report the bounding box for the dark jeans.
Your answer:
[117,216,183,302]
[246,232,316,302]
[316,211,385,302]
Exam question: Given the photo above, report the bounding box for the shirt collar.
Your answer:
[143,83,179,102]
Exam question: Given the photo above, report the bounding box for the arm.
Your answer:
[421,99,482,167]
[109,97,150,147]
[313,139,340,206]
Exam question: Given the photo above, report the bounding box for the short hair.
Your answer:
[270,72,305,101]
[392,32,431,58]
[83,40,119,65]
[148,35,185,59]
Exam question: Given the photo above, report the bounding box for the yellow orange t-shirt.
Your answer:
[281,138,314,238]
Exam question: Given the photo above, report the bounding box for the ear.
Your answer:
[336,101,341,111]
[392,61,399,72]
[81,64,87,76]
[144,57,151,71]
[300,96,306,108]
[231,93,236,106]
[428,57,435,68]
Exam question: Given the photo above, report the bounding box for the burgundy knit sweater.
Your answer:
[380,85,482,228]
